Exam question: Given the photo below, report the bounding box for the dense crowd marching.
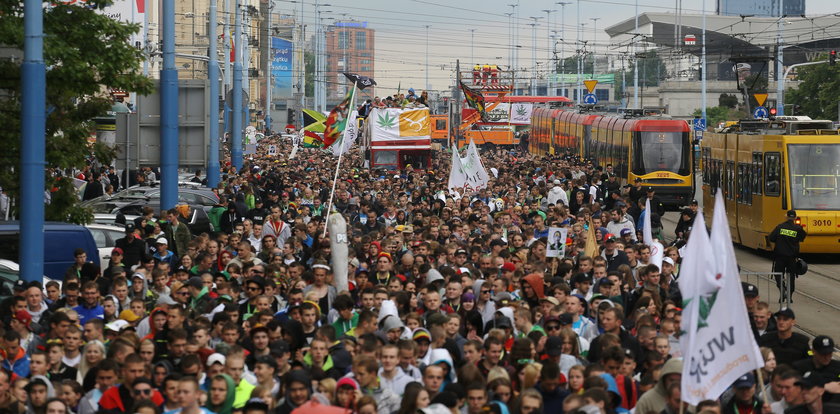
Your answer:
[7,141,839,414]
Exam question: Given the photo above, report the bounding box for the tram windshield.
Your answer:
[788,144,840,210]
[634,132,690,176]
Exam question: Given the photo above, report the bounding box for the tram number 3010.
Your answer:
[813,219,832,227]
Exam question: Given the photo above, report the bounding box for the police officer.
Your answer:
[768,210,807,302]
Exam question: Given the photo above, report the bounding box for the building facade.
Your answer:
[716,0,805,17]
[325,21,375,102]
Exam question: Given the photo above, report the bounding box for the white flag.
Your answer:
[679,191,764,405]
[643,198,664,270]
[448,147,467,196]
[461,139,490,190]
[331,110,359,156]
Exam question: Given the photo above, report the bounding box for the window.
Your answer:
[787,144,840,210]
[338,31,349,49]
[752,152,763,195]
[595,89,609,101]
[355,31,366,50]
[360,59,371,64]
[435,119,447,130]
[702,148,711,184]
[765,152,781,196]
[738,162,752,205]
[726,160,735,200]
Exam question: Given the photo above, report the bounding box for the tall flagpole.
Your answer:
[324,83,358,237]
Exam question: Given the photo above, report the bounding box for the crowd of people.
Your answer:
[5,141,839,414]
[357,88,430,118]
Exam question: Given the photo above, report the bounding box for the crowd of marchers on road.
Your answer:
[4,138,838,414]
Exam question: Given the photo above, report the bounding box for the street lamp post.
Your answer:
[470,28,476,65]
[590,17,600,75]
[530,17,542,96]
[557,2,570,97]
[425,25,430,91]
[542,9,555,95]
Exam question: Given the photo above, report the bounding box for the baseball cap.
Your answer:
[207,353,226,367]
[105,320,130,332]
[187,276,204,290]
[775,307,796,319]
[690,199,699,205]
[155,237,169,245]
[337,377,360,390]
[620,228,633,236]
[492,292,512,304]
[812,335,835,354]
[540,296,560,306]
[131,272,145,281]
[663,257,675,266]
[13,280,26,292]
[124,223,136,233]
[118,309,140,322]
[558,313,575,325]
[741,282,758,298]
[455,248,468,256]
[112,247,124,256]
[646,186,655,193]
[501,262,516,272]
[553,179,561,185]
[733,373,756,388]
[787,210,797,218]
[603,233,617,243]
[12,310,32,328]
[545,336,563,356]
[489,239,507,247]
[493,316,513,329]
[796,371,829,389]
[25,377,50,392]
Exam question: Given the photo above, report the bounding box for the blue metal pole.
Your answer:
[20,0,46,283]
[160,0,179,209]
[231,0,243,170]
[207,0,220,188]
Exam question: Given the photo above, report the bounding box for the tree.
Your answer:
[305,51,314,97]
[786,56,840,121]
[0,0,153,223]
[626,51,668,87]
[719,94,739,109]
[692,106,746,129]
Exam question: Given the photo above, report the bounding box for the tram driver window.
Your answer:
[765,152,781,196]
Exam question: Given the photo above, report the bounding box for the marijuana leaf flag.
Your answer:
[323,87,356,147]
[460,81,486,120]
[343,72,377,90]
[679,190,763,405]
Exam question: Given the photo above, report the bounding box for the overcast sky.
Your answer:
[278,0,839,93]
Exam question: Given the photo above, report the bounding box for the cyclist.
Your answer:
[768,210,807,302]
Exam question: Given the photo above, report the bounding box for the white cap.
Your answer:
[156,237,169,245]
[554,179,561,185]
[663,257,675,266]
[132,272,145,280]
[105,320,129,332]
[207,353,226,367]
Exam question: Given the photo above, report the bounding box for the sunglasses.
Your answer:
[247,286,261,291]
[133,389,152,395]
[177,291,189,296]
[546,325,561,331]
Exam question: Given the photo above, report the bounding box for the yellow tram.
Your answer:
[701,117,840,253]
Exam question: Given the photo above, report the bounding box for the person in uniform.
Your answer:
[490,64,499,85]
[758,307,810,366]
[768,210,807,302]
[792,335,840,378]
[482,63,491,85]
[473,64,482,84]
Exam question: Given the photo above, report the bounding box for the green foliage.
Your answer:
[0,0,153,223]
[305,51,314,97]
[626,51,668,87]
[785,56,840,121]
[718,94,739,109]
[743,73,769,108]
[692,106,746,129]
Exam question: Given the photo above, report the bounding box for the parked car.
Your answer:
[0,260,58,299]
[85,224,127,267]
[82,188,220,215]
[0,222,99,280]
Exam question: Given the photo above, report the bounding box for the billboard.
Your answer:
[271,37,293,101]
[53,0,145,50]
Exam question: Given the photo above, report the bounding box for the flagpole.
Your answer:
[323,83,358,238]
[755,369,770,407]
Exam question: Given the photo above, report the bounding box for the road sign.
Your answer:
[693,118,706,131]
[753,93,768,107]
[695,130,704,140]
[753,106,769,119]
[583,80,599,93]
[583,93,598,105]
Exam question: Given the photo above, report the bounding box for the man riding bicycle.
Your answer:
[768,210,807,302]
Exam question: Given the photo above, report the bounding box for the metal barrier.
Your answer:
[739,271,791,309]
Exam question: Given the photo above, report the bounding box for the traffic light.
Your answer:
[769,107,777,119]
[831,50,837,66]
